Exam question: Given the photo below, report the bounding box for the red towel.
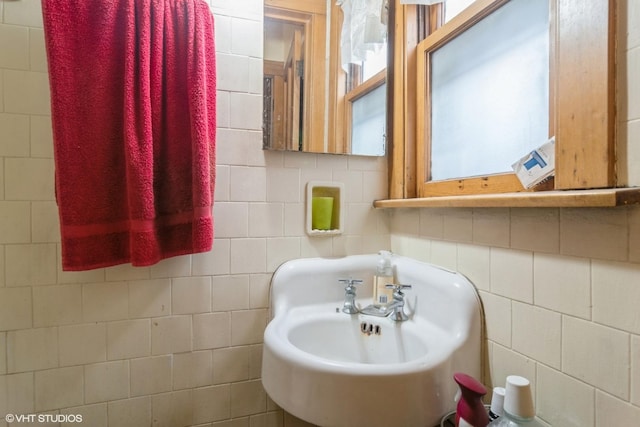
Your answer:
[42,0,216,271]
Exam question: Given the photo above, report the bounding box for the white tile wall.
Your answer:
[0,0,389,425]
[0,24,29,71]
[478,291,511,347]
[82,281,129,322]
[84,361,130,404]
[5,0,639,426]
[107,396,152,427]
[150,315,192,355]
[392,213,640,426]
[193,312,231,350]
[3,0,43,28]
[192,384,230,424]
[633,335,640,407]
[31,202,59,243]
[0,288,32,331]
[472,208,510,247]
[173,350,213,390]
[0,113,30,157]
[560,208,629,261]
[6,327,58,373]
[533,253,591,319]
[152,390,194,427]
[490,248,533,303]
[172,276,212,314]
[33,284,82,327]
[130,355,172,397]
[510,208,559,253]
[511,302,561,369]
[34,366,84,411]
[563,316,630,400]
[0,333,6,375]
[0,372,34,415]
[58,323,107,367]
[4,157,54,201]
[0,201,31,244]
[213,275,250,311]
[592,260,640,334]
[5,243,57,286]
[106,319,151,361]
[442,208,473,242]
[536,364,595,427]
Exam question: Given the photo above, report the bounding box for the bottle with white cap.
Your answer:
[488,376,544,426]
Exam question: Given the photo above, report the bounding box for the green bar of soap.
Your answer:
[312,197,334,230]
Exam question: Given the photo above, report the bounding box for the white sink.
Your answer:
[262,254,482,427]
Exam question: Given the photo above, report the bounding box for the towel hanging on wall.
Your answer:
[42,0,217,271]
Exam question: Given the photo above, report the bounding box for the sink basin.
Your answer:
[262,254,482,427]
[286,306,442,365]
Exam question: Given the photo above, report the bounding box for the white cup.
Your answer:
[503,375,535,419]
[490,386,506,417]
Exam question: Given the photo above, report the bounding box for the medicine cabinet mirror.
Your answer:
[263,0,388,156]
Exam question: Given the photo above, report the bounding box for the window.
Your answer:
[387,0,616,200]
[430,0,549,181]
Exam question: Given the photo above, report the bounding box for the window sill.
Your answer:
[373,188,640,209]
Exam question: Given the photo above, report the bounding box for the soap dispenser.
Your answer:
[453,372,490,427]
[373,250,394,306]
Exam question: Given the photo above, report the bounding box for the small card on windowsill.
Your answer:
[512,137,555,189]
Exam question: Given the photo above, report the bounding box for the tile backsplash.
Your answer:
[1,1,639,427]
[389,2,640,424]
[390,205,640,426]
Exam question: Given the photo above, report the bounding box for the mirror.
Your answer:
[263,0,388,156]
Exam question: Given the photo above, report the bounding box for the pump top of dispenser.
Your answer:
[453,372,489,427]
[377,250,393,275]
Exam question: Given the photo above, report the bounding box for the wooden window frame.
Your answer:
[388,0,616,200]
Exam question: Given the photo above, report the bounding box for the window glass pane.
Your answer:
[351,83,386,156]
[430,0,549,181]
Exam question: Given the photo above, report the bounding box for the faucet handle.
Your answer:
[339,278,363,287]
[385,283,412,295]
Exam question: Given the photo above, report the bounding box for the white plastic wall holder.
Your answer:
[306,181,344,236]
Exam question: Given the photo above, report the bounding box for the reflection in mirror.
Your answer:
[263,1,326,153]
[349,72,386,156]
[263,19,305,151]
[263,0,388,156]
[339,0,388,156]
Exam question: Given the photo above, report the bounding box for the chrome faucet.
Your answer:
[384,284,412,321]
[338,278,362,314]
